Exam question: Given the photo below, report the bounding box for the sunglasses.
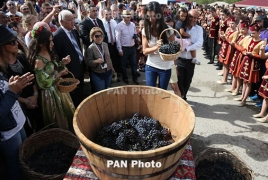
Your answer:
[4,38,17,46]
[94,34,103,38]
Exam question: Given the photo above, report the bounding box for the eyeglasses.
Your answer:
[4,38,17,46]
[94,34,103,38]
[8,3,15,6]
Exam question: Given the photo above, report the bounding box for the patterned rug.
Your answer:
[64,141,196,180]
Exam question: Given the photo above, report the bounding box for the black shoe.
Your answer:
[123,78,129,84]
[214,63,219,66]
[204,56,210,59]
[136,72,141,77]
[133,79,139,85]
[207,61,214,64]
[216,66,222,70]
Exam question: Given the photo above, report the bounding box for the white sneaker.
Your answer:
[191,58,201,65]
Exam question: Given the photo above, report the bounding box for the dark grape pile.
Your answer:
[59,81,74,86]
[95,113,173,151]
[25,142,77,175]
[159,41,181,54]
[196,159,246,180]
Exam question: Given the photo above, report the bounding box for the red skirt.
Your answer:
[218,41,228,63]
[229,50,244,77]
[223,45,235,65]
[238,56,259,83]
[258,70,268,99]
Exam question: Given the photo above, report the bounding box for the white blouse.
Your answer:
[142,28,174,70]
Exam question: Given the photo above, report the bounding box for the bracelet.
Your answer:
[33,91,38,96]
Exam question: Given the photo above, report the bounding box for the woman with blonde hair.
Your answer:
[22,14,38,46]
[86,27,114,92]
[25,1,38,16]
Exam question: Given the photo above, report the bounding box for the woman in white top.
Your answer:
[142,1,175,90]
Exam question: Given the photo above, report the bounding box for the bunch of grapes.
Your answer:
[59,81,74,86]
[95,113,173,151]
[159,41,181,54]
[196,159,246,180]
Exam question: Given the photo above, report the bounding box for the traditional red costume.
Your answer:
[229,21,250,77]
[258,63,268,99]
[219,17,237,65]
[238,24,265,83]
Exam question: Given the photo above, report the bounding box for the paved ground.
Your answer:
[186,49,268,180]
[102,48,268,179]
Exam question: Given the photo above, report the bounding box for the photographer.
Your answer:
[115,9,139,84]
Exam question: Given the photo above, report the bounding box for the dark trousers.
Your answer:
[203,30,209,54]
[108,43,121,73]
[69,64,84,108]
[177,58,195,100]
[208,37,217,63]
[120,46,137,81]
[216,44,222,66]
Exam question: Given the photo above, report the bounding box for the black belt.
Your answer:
[179,57,192,61]
[122,46,134,48]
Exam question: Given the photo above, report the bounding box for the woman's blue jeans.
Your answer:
[145,65,171,90]
[90,70,112,92]
[0,128,26,180]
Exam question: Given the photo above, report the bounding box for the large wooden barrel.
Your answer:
[73,86,195,180]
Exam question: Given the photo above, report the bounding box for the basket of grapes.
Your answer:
[57,71,80,93]
[158,28,183,61]
[195,148,255,180]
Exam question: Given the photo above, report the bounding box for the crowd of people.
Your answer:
[200,5,268,113]
[0,0,268,179]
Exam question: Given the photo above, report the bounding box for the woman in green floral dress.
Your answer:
[27,25,75,131]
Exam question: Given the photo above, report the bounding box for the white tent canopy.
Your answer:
[209,1,229,6]
[142,0,168,5]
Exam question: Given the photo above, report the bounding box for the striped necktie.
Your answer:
[69,31,83,62]
[93,19,99,27]
[108,21,114,45]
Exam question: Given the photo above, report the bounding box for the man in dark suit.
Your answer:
[53,10,85,107]
[79,4,108,49]
[79,4,107,93]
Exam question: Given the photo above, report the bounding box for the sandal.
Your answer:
[252,114,265,118]
[237,102,245,107]
[255,117,268,123]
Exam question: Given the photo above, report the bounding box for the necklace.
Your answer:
[9,59,24,74]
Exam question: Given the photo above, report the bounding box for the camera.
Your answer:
[133,34,138,40]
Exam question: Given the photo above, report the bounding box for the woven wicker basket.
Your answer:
[194,148,255,180]
[158,28,183,61]
[57,71,80,93]
[19,128,80,180]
